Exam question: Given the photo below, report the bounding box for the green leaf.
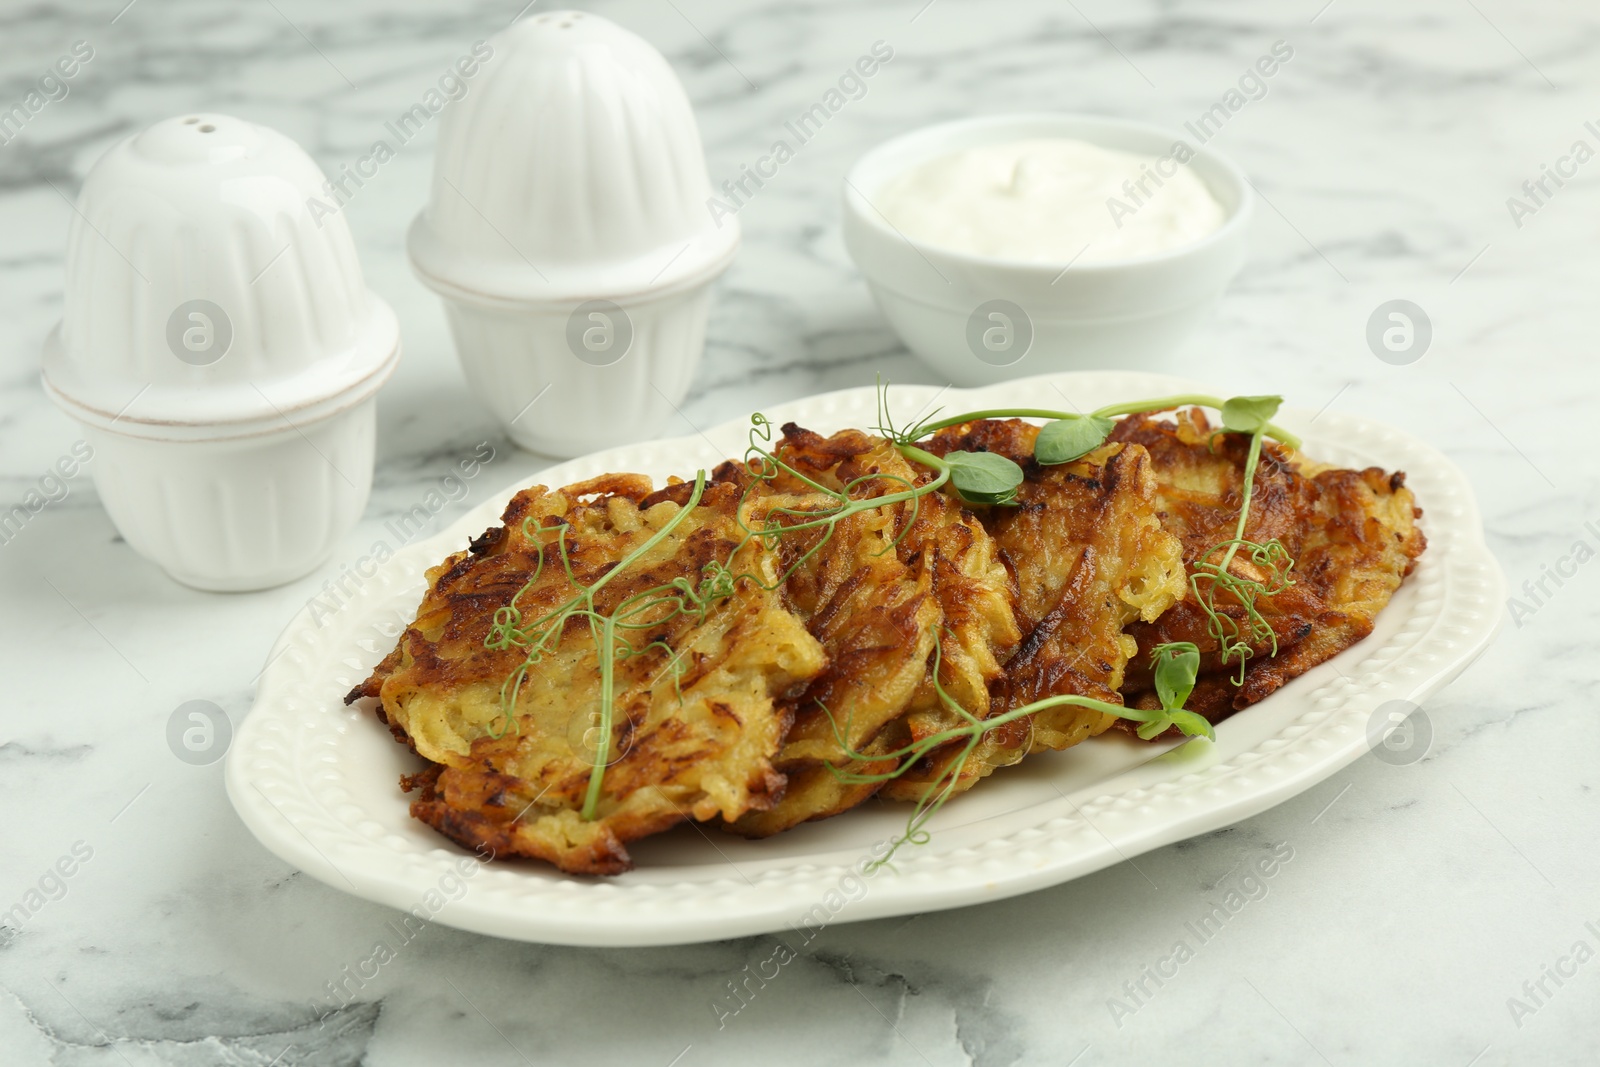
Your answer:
[1132,708,1214,742]
[1168,710,1216,742]
[944,451,1024,505]
[1035,416,1114,465]
[1144,641,1211,743]
[951,485,1020,506]
[1220,395,1283,435]
[1135,715,1171,741]
[1151,641,1200,712]
[961,488,1020,507]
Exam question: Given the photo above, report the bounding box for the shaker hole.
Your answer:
[183,117,200,124]
[199,124,216,133]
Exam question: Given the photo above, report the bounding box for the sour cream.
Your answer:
[875,137,1227,263]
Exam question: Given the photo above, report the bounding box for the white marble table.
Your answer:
[0,0,1592,1063]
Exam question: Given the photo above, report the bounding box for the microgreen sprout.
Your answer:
[826,637,1213,868]
[1135,641,1214,741]
[1184,396,1297,682]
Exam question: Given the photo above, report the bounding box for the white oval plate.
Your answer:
[227,371,1504,947]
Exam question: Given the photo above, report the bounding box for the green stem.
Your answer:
[831,637,1212,868]
[1088,393,1227,419]
[896,693,1141,757]
[579,471,710,612]
[573,471,709,820]
[1091,394,1300,449]
[903,396,1300,450]
[893,443,954,478]
[769,467,949,531]
[582,611,617,820]
[839,691,1186,779]
[486,471,710,817]
[908,408,1082,438]
[1215,428,1265,579]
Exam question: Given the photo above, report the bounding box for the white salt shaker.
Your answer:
[408,10,738,458]
[41,113,400,591]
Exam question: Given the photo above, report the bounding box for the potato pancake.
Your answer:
[719,425,1017,836]
[345,396,1427,875]
[1110,408,1426,721]
[346,474,826,875]
[883,419,1186,800]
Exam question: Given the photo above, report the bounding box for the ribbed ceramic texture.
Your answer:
[430,12,711,270]
[227,373,1504,946]
[48,114,394,427]
[442,282,712,457]
[93,398,375,591]
[408,12,733,453]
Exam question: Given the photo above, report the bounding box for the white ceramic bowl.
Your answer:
[41,113,399,591]
[841,113,1252,386]
[409,11,737,458]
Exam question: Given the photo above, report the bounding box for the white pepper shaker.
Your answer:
[407,11,738,458]
[41,113,400,591]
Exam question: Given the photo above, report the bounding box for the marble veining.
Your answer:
[0,0,1592,1064]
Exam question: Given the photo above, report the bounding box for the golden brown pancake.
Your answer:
[718,424,1017,836]
[348,403,1426,874]
[1109,408,1426,722]
[881,419,1186,800]
[348,474,826,875]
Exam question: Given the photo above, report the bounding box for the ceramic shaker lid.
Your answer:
[407,11,739,306]
[42,113,400,438]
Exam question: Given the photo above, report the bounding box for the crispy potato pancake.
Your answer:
[883,420,1186,800]
[896,443,1023,731]
[719,425,1017,836]
[346,474,826,875]
[347,400,1427,874]
[1111,409,1426,721]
